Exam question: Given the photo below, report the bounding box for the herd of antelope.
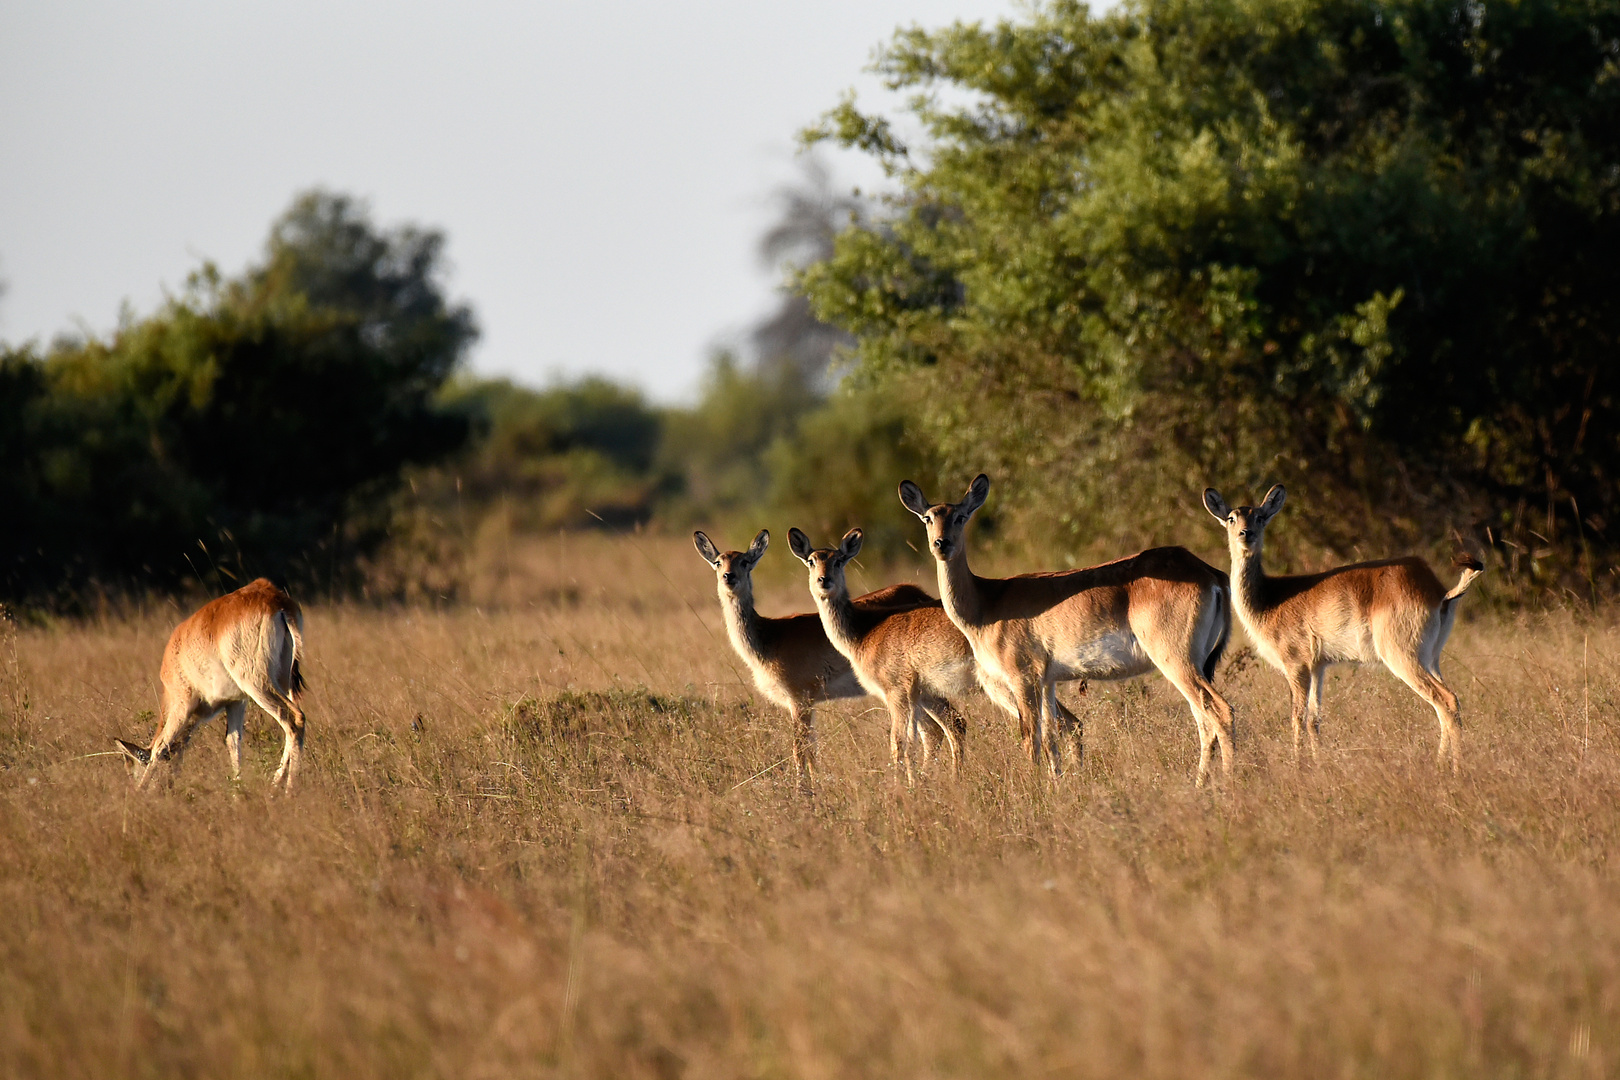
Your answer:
[113,475,1483,794]
[693,476,1481,793]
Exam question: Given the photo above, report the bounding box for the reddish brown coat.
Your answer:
[1204,484,1481,769]
[694,530,934,794]
[115,578,308,792]
[790,527,984,779]
[902,475,1235,785]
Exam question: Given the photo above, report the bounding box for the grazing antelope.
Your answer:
[788,526,996,780]
[694,530,933,793]
[1202,485,1483,770]
[900,475,1236,784]
[114,578,307,792]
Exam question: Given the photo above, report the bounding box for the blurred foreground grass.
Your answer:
[2,534,1618,1078]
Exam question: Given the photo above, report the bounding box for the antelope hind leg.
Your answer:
[239,681,305,792]
[917,694,964,775]
[1382,650,1462,775]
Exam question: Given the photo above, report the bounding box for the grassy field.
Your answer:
[2,533,1618,1078]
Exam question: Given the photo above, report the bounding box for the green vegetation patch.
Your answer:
[502,686,707,745]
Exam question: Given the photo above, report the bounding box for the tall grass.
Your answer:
[1,535,1617,1078]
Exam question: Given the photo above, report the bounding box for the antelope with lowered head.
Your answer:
[900,475,1236,784]
[694,530,933,794]
[788,526,995,780]
[1203,485,1482,770]
[114,578,307,792]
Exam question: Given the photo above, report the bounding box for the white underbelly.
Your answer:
[752,661,867,706]
[918,656,981,700]
[823,666,869,700]
[1051,632,1153,682]
[1315,623,1378,665]
[1249,627,1376,671]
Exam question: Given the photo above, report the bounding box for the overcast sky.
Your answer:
[0,1,1019,402]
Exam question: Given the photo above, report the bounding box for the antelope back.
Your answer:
[163,578,302,696]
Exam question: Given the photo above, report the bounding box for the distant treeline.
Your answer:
[365,350,938,602]
[5,0,1619,608]
[0,183,926,607]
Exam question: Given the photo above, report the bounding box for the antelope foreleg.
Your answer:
[787,704,817,796]
[1285,669,1313,764]
[1052,692,1084,771]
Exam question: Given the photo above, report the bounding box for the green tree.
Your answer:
[803,0,1620,584]
[0,191,477,604]
[658,351,820,524]
[438,376,668,529]
[763,375,944,560]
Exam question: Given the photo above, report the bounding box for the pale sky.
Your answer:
[0,1,1019,402]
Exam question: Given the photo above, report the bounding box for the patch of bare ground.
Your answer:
[2,535,1618,1078]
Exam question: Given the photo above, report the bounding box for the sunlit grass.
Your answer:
[1,535,1617,1078]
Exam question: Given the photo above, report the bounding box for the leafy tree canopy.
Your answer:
[0,191,477,604]
[803,0,1620,582]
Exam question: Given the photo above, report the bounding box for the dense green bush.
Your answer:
[655,351,822,525]
[0,192,476,605]
[762,375,944,558]
[802,0,1620,591]
[436,376,667,529]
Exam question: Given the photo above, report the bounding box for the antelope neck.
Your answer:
[937,549,986,627]
[815,581,864,654]
[1228,540,1269,616]
[719,582,767,661]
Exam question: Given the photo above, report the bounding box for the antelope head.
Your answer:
[899,474,989,562]
[693,529,769,604]
[1203,484,1286,558]
[787,527,862,603]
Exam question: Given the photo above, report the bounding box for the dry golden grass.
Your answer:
[3,533,1619,1078]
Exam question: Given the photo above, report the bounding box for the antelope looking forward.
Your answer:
[694,530,933,793]
[1203,485,1483,770]
[114,578,307,792]
[900,475,1236,784]
[788,527,990,780]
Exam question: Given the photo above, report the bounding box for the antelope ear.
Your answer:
[1258,484,1287,520]
[1203,488,1231,521]
[898,480,930,518]
[787,527,814,563]
[746,529,770,564]
[693,531,721,566]
[840,528,864,560]
[962,474,991,516]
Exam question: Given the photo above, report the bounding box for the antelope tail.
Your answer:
[1443,553,1485,604]
[1203,576,1232,682]
[286,611,307,697]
